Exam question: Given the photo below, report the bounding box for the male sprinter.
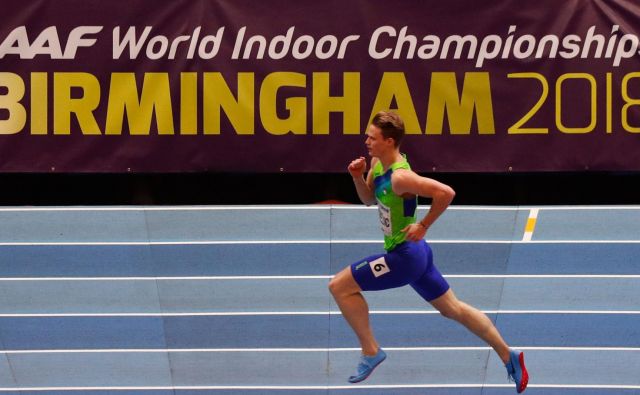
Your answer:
[328,111,528,393]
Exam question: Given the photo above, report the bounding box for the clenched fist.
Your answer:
[348,157,367,178]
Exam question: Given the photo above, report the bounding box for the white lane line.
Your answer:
[0,384,639,391]
[0,274,640,282]
[332,206,523,210]
[0,205,638,212]
[0,310,638,317]
[0,276,334,281]
[519,206,640,210]
[2,239,640,246]
[0,206,332,212]
[0,206,517,212]
[522,240,640,243]
[1,274,640,281]
[3,346,640,354]
[522,208,539,242]
[0,240,337,246]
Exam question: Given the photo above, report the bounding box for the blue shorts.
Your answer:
[350,240,450,302]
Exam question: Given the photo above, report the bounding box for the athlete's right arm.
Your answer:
[348,157,377,206]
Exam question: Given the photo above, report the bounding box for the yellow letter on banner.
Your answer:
[54,73,101,135]
[507,73,549,134]
[180,72,197,135]
[105,73,174,135]
[0,72,26,134]
[312,72,360,134]
[556,73,596,134]
[426,72,495,135]
[30,73,48,135]
[622,72,640,133]
[203,72,255,135]
[369,72,420,134]
[260,72,306,135]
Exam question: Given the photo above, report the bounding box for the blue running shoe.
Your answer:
[348,348,387,383]
[505,349,529,393]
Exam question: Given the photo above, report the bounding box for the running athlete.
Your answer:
[328,111,529,393]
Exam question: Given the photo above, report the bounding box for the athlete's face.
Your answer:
[365,124,394,158]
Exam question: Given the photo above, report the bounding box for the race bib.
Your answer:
[369,256,391,277]
[377,201,392,236]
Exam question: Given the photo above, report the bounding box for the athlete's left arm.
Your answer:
[391,169,455,241]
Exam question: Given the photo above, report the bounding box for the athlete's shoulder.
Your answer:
[390,167,419,195]
[390,167,416,181]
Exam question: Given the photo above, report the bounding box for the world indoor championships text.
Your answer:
[1,25,640,136]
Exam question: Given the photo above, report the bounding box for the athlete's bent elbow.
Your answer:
[446,186,456,202]
[364,198,377,206]
[435,186,455,205]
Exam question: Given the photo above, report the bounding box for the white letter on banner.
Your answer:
[113,26,152,59]
[29,26,63,59]
[369,26,395,59]
[269,26,294,60]
[0,26,30,58]
[146,36,169,59]
[476,35,502,67]
[614,34,639,66]
[64,26,103,58]
[198,27,225,59]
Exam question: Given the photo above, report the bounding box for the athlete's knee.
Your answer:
[328,277,341,296]
[328,275,349,298]
[328,268,359,298]
[438,300,464,320]
[439,305,459,320]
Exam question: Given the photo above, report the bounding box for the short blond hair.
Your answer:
[372,111,404,147]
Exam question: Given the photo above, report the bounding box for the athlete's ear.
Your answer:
[385,136,395,147]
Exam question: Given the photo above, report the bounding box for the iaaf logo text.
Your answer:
[0,26,104,59]
[0,26,226,60]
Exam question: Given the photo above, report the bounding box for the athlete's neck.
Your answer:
[378,150,404,171]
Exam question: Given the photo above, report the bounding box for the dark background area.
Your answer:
[0,172,638,206]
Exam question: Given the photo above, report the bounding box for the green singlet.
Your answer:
[371,157,418,251]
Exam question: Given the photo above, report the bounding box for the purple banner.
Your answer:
[1,0,640,172]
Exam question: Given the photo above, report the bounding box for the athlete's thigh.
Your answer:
[350,245,424,292]
[410,242,450,301]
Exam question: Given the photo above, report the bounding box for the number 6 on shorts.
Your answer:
[369,257,390,277]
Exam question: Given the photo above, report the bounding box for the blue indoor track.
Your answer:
[0,205,639,394]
